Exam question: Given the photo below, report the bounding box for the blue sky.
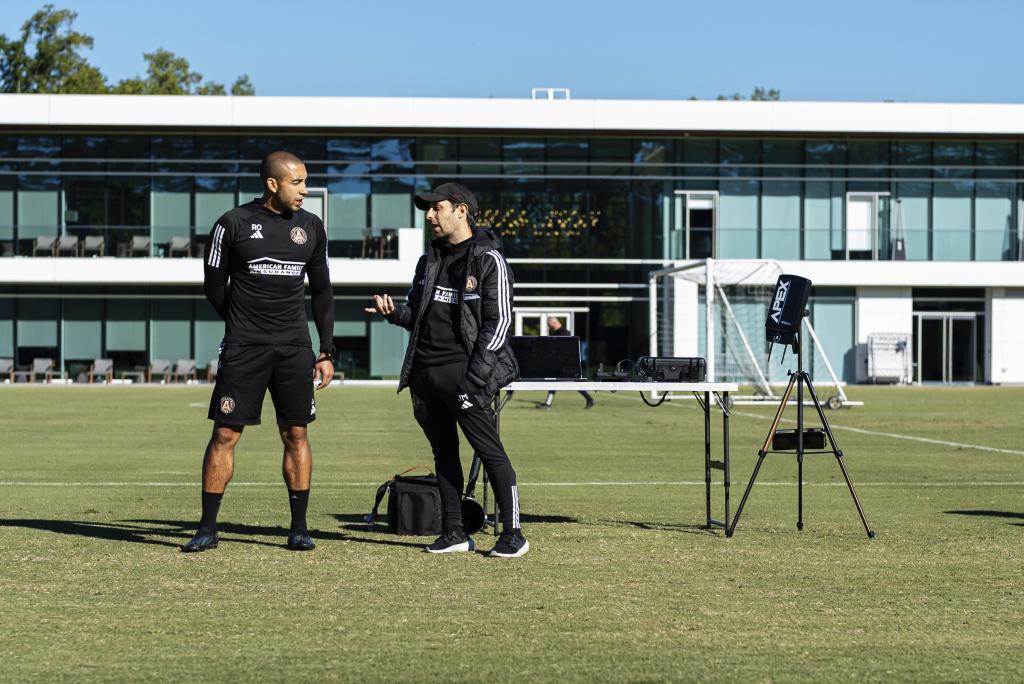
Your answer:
[3,0,1022,102]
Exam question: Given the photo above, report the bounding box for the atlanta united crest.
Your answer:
[465,275,478,292]
[219,396,236,414]
[290,227,307,244]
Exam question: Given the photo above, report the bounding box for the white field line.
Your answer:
[1,481,1024,487]
[605,392,1024,456]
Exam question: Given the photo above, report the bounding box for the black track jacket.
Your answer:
[387,228,519,396]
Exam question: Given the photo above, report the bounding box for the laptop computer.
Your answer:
[510,336,584,381]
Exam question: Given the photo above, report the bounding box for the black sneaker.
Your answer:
[425,529,474,554]
[287,531,316,551]
[181,528,218,553]
[584,397,594,410]
[488,529,529,558]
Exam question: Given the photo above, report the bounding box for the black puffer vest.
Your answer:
[388,229,519,396]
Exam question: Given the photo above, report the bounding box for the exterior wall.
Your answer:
[989,288,1024,383]
[3,94,1024,382]
[855,287,914,383]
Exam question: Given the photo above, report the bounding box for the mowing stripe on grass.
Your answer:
[605,393,1024,456]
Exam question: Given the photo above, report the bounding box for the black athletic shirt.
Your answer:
[415,238,471,366]
[203,200,334,352]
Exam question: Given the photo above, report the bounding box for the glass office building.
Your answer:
[2,95,1023,384]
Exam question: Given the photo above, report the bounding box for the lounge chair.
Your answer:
[0,358,13,383]
[207,359,218,383]
[87,358,114,383]
[33,236,57,256]
[128,235,150,257]
[28,358,55,383]
[55,235,80,257]
[168,236,191,257]
[81,235,105,257]
[173,359,197,383]
[148,359,172,384]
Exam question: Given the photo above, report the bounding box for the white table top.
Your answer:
[505,381,739,392]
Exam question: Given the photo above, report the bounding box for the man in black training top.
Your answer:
[537,316,594,410]
[365,183,528,558]
[182,150,335,553]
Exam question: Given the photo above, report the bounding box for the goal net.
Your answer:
[648,259,854,405]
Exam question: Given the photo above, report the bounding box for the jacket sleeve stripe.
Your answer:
[208,223,225,267]
[485,249,511,351]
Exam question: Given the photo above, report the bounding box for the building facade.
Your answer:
[2,95,1023,384]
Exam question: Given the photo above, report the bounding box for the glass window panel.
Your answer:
[107,177,149,227]
[975,181,1013,260]
[895,183,930,260]
[933,144,973,261]
[194,300,224,364]
[590,138,631,176]
[152,182,191,248]
[761,180,800,259]
[0,175,14,240]
[369,317,408,377]
[334,300,367,337]
[105,299,147,351]
[0,299,13,357]
[240,136,281,161]
[327,192,367,239]
[151,299,193,362]
[17,188,59,239]
[718,181,758,257]
[718,139,759,178]
[370,193,411,228]
[63,299,103,360]
[16,298,59,347]
[803,181,832,259]
[847,140,889,183]
[547,137,588,176]
[195,192,237,233]
[458,137,501,176]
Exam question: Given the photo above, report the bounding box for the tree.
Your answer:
[1,5,254,95]
[0,4,107,93]
[750,86,781,101]
[704,87,782,101]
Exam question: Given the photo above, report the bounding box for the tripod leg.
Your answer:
[797,372,804,531]
[804,377,876,538]
[725,451,767,538]
[728,376,797,538]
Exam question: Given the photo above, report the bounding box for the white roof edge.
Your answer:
[3,94,1024,135]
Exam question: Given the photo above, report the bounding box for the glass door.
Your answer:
[914,314,977,383]
[671,190,718,259]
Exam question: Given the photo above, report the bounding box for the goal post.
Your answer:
[648,258,859,406]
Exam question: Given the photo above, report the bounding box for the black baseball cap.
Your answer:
[414,182,479,215]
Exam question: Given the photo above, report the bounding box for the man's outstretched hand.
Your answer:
[364,294,395,316]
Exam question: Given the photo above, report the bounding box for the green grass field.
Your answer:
[1,384,1023,682]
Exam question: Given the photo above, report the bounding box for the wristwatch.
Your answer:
[317,350,334,363]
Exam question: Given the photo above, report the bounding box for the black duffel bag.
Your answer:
[365,466,443,536]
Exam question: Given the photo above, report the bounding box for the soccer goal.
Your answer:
[647,258,860,407]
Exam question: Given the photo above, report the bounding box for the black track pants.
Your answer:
[409,361,520,532]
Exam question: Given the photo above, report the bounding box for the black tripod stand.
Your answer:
[726,328,875,539]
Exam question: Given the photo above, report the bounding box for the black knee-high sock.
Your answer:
[288,489,310,534]
[199,491,222,533]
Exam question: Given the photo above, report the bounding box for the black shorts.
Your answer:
[208,344,316,426]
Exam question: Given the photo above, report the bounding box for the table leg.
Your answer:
[723,391,731,530]
[704,391,711,528]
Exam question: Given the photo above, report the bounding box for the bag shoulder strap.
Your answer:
[364,465,435,523]
[365,479,393,524]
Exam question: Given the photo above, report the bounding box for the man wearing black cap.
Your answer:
[365,182,528,557]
